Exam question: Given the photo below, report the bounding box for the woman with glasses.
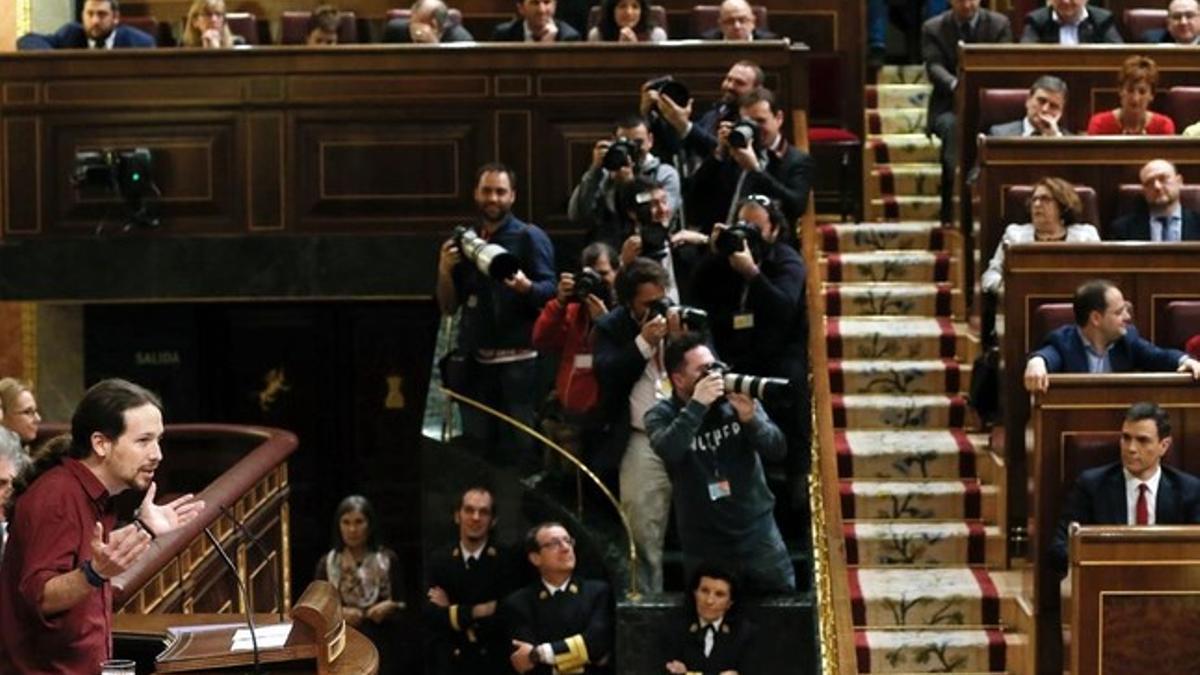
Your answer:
[981,177,1100,295]
[315,495,404,669]
[0,378,39,451]
[181,0,238,48]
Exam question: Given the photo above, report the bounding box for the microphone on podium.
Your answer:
[219,504,286,623]
[204,524,262,674]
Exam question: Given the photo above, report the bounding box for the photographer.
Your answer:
[614,177,684,304]
[568,115,681,250]
[690,195,810,505]
[690,87,814,237]
[639,61,763,169]
[645,333,794,595]
[531,242,618,483]
[593,258,685,593]
[436,163,556,467]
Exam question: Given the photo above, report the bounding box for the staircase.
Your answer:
[818,65,1030,674]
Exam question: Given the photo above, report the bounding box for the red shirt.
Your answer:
[1086,110,1177,135]
[0,458,116,674]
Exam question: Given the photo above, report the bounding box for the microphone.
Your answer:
[219,504,286,623]
[204,526,261,674]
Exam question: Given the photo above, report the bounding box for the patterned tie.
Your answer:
[703,624,715,657]
[1136,483,1150,525]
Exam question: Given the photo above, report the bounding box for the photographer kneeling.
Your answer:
[690,195,810,510]
[645,333,795,595]
[568,115,681,250]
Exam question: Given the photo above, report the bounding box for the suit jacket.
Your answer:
[382,18,475,43]
[490,18,581,42]
[699,27,777,41]
[593,305,651,455]
[662,614,757,675]
[1108,205,1200,242]
[922,9,1013,128]
[987,118,1072,137]
[689,140,815,232]
[17,22,156,50]
[1020,5,1123,44]
[1051,462,1200,574]
[502,578,612,674]
[423,541,522,674]
[1030,324,1185,374]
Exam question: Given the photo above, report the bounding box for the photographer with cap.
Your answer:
[645,332,795,594]
[689,87,814,237]
[690,195,810,509]
[568,115,681,251]
[436,162,556,469]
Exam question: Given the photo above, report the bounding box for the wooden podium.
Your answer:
[114,582,378,674]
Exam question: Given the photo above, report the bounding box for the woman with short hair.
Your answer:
[588,0,667,42]
[1087,55,1177,135]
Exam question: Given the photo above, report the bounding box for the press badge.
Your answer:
[708,479,732,501]
[732,313,755,330]
[574,354,593,369]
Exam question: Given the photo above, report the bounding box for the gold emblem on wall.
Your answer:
[258,368,290,413]
[385,375,405,410]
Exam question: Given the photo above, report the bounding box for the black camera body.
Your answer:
[602,136,642,172]
[647,298,708,331]
[571,267,610,304]
[728,118,760,150]
[72,148,160,230]
[639,222,669,260]
[703,360,792,401]
[713,221,763,258]
[645,75,691,108]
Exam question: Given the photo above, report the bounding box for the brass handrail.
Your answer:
[440,386,640,600]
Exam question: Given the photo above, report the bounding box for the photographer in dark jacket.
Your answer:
[690,87,814,237]
[690,195,810,505]
[436,163,556,466]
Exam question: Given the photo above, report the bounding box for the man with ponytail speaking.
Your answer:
[0,379,205,674]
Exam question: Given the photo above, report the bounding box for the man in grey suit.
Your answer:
[988,75,1071,137]
[1021,0,1123,44]
[923,0,1012,225]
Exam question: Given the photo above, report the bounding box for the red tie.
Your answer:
[1135,483,1150,525]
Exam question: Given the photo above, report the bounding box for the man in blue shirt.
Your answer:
[436,163,556,467]
[1108,160,1200,242]
[1024,279,1200,392]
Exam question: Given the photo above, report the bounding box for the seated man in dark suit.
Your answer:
[491,0,581,42]
[383,0,475,43]
[1050,402,1200,575]
[700,0,777,41]
[988,75,1070,137]
[1020,0,1123,44]
[504,522,612,673]
[1024,279,1200,392]
[1110,160,1200,241]
[1142,0,1200,44]
[18,0,156,50]
[689,87,814,234]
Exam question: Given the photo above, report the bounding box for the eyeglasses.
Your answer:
[1169,11,1198,21]
[1029,194,1054,204]
[539,535,575,550]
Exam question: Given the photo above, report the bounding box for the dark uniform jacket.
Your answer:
[1020,5,1123,44]
[503,577,613,674]
[689,140,814,233]
[423,541,520,674]
[1108,205,1200,242]
[662,614,757,675]
[490,18,581,41]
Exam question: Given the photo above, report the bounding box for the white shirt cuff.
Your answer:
[536,643,555,665]
[635,334,654,359]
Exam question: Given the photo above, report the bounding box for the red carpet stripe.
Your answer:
[935,285,952,316]
[826,318,843,357]
[877,165,895,195]
[951,427,976,478]
[821,225,839,252]
[964,480,981,519]
[986,628,1006,671]
[967,521,986,565]
[831,394,847,428]
[829,361,845,394]
[873,142,890,165]
[929,225,945,250]
[865,87,878,108]
[971,568,1001,625]
[882,195,900,220]
[854,631,871,673]
[826,255,843,282]
[847,569,867,625]
[843,523,859,564]
[943,358,961,394]
[937,317,956,358]
[835,430,852,476]
[948,394,966,427]
[825,286,842,316]
[867,112,881,135]
[934,251,950,281]
[840,480,856,519]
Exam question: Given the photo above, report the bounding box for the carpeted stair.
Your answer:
[819,65,1028,674]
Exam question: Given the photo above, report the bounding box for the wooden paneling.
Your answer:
[0,43,806,242]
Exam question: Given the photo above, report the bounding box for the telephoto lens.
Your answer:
[453,225,521,280]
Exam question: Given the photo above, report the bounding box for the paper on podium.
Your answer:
[231,623,293,651]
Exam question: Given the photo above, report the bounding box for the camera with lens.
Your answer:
[570,267,610,305]
[453,225,521,280]
[702,361,792,401]
[647,298,708,331]
[713,221,763,258]
[602,136,643,172]
[728,118,760,150]
[645,75,691,109]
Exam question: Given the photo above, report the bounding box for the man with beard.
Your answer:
[436,163,556,468]
[424,486,521,674]
[491,0,582,41]
[1109,160,1200,242]
[18,0,156,50]
[639,60,763,168]
[645,333,794,594]
[0,379,204,673]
